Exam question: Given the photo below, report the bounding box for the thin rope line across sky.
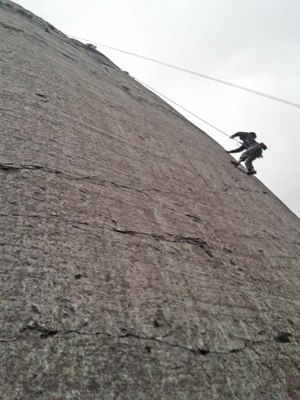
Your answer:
[68,35,300,109]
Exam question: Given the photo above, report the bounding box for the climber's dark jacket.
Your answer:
[231,132,257,149]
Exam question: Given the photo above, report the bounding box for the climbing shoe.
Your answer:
[247,170,257,175]
[231,161,239,167]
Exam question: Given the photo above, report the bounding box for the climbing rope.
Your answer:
[134,78,242,144]
[68,35,242,144]
[68,35,300,109]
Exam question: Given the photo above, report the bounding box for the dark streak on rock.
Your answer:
[0,164,20,172]
[35,93,47,98]
[274,332,292,343]
[35,93,48,102]
[58,51,77,62]
[1,23,23,32]
[0,163,60,174]
[198,349,210,356]
[175,235,213,258]
[0,338,18,343]
[185,214,202,223]
[112,228,214,257]
[16,9,33,19]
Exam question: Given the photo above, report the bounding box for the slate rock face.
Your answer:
[1,1,300,399]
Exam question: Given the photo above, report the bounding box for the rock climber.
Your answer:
[226,132,267,175]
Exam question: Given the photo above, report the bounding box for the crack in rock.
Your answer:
[110,181,150,197]
[21,325,59,339]
[0,163,62,174]
[8,326,298,362]
[0,338,18,343]
[19,324,102,340]
[118,333,254,356]
[0,163,106,186]
[16,327,254,357]
[0,164,149,197]
[113,229,214,258]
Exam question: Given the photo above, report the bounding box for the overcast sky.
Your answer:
[15,0,300,218]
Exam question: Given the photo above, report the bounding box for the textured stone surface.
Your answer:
[0,1,300,399]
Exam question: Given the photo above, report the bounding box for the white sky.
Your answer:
[15,0,300,218]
